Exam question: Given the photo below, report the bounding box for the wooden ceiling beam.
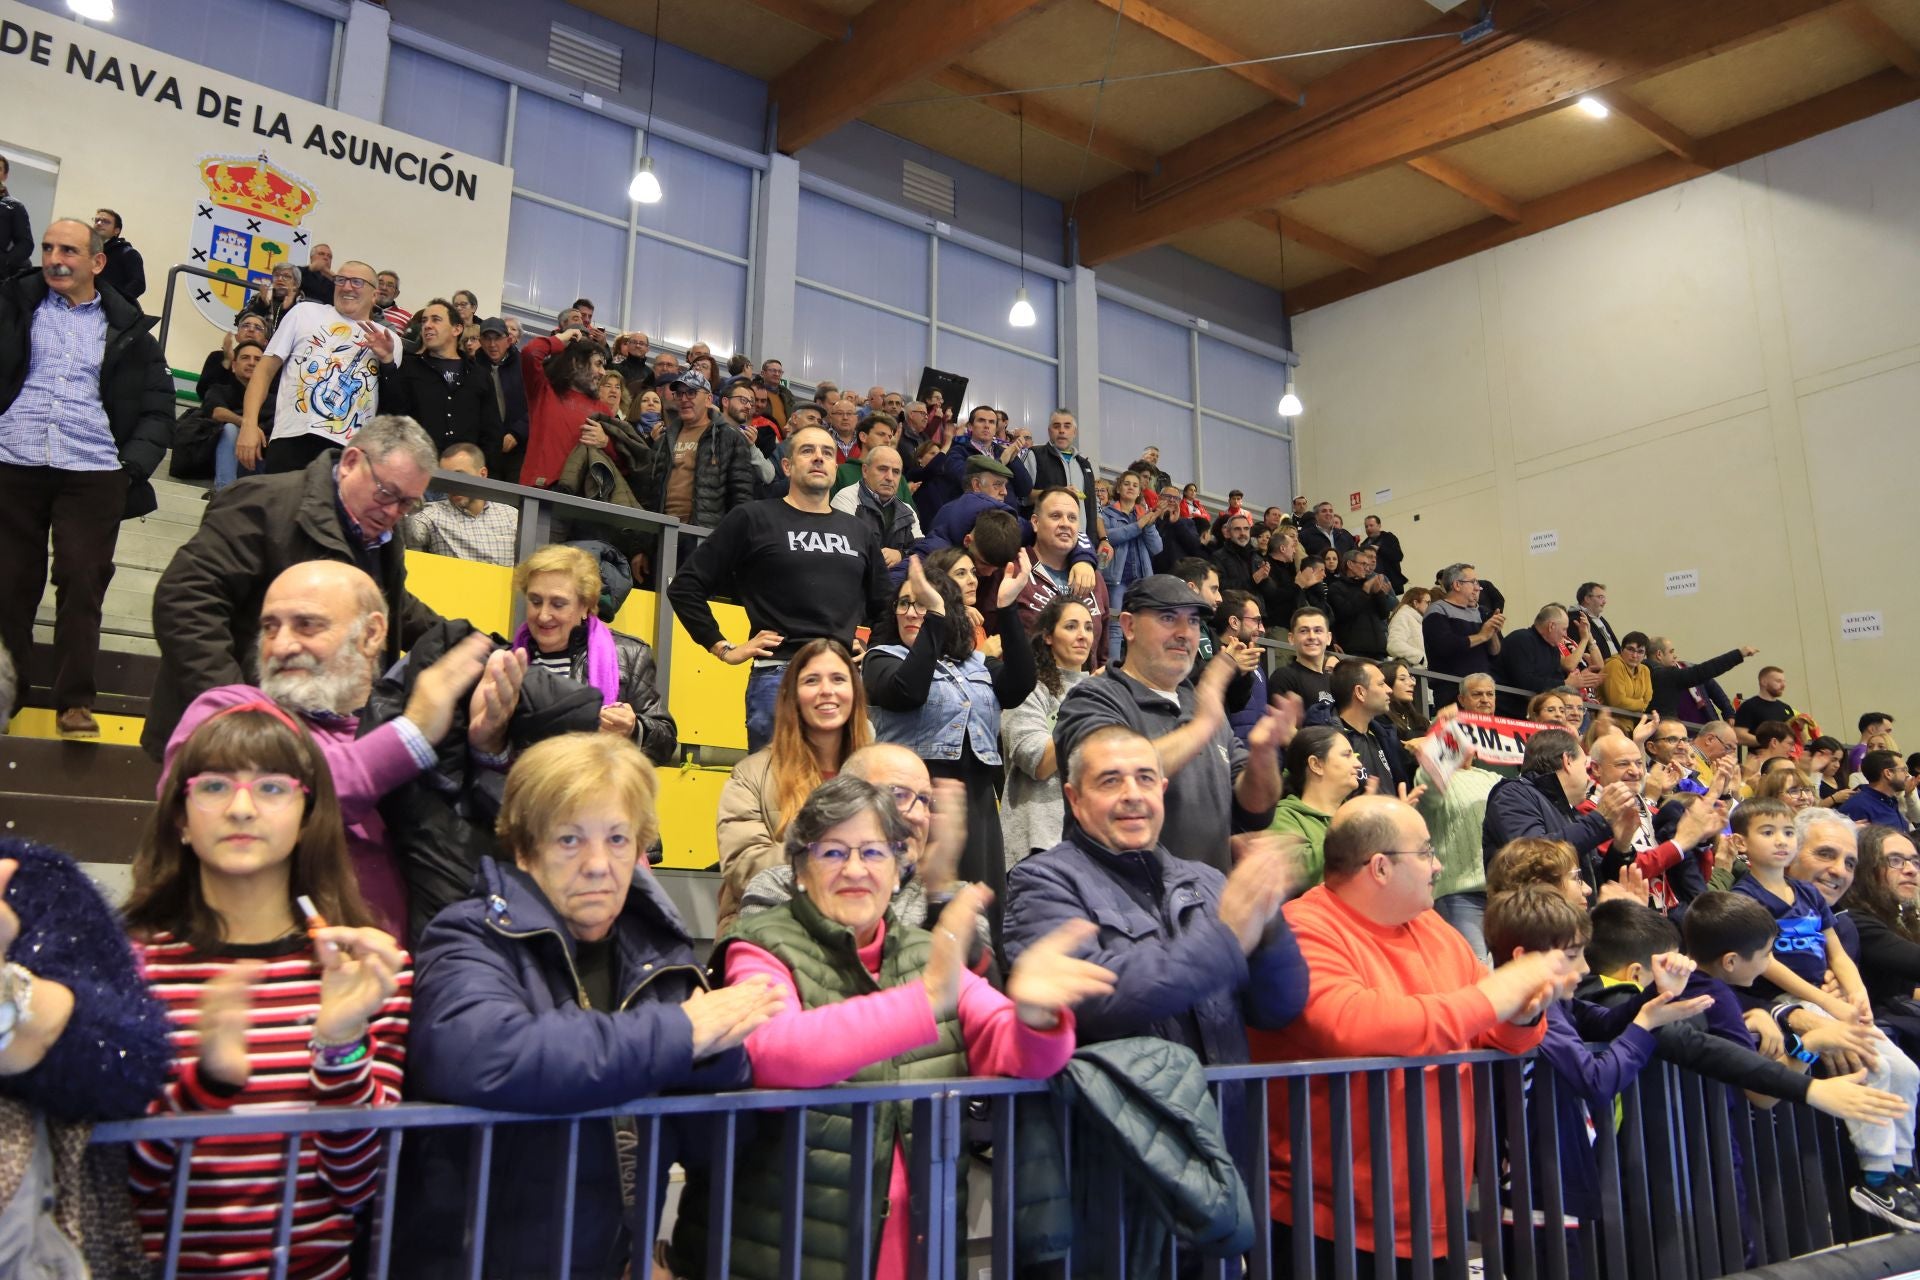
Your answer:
[1248,210,1379,274]
[770,0,1050,152]
[1074,0,1850,264]
[926,68,1157,172]
[1083,0,1304,104]
[1283,66,1920,314]
[1592,92,1704,163]
[1405,155,1521,221]
[1144,10,1496,200]
[1838,1,1920,77]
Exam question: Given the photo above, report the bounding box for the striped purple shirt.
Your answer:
[0,287,118,471]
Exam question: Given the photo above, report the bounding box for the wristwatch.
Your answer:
[0,963,37,1053]
[713,640,735,659]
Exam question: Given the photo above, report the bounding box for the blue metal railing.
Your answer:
[92,1048,1891,1280]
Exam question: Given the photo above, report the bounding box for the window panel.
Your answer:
[935,242,1056,355]
[383,46,509,164]
[510,91,635,220]
[1097,297,1191,401]
[636,134,752,259]
[28,0,337,102]
[1200,414,1292,508]
[1097,382,1191,479]
[629,240,746,356]
[502,196,624,321]
[797,191,929,316]
[933,332,1055,432]
[1199,335,1292,428]
[794,286,928,393]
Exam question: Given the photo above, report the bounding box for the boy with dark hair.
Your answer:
[1685,883,1920,1230]
[1485,887,1705,1262]
[1582,898,1905,1116]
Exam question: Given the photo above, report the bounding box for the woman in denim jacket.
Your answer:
[865,555,1036,943]
[1100,471,1165,663]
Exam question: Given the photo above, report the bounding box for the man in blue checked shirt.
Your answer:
[0,217,173,738]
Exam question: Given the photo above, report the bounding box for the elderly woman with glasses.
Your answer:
[672,776,1112,1280]
[403,734,785,1277]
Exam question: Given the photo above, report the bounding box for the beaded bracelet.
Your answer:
[310,1035,371,1070]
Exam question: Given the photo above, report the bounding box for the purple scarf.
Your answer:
[513,615,622,706]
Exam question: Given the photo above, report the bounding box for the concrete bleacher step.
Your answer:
[0,735,159,867]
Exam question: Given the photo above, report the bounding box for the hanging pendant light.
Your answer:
[68,0,114,18]
[629,0,666,205]
[1008,102,1036,328]
[1278,381,1303,417]
[628,156,662,204]
[1008,286,1037,328]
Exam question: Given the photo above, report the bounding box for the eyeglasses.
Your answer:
[1654,734,1690,745]
[333,276,377,292]
[895,598,927,614]
[1884,854,1920,873]
[1381,845,1439,865]
[363,456,425,515]
[184,773,309,811]
[888,785,933,815]
[1786,786,1816,798]
[805,842,904,867]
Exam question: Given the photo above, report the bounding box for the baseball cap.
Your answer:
[478,317,508,336]
[965,455,1014,479]
[1123,574,1211,613]
[669,369,711,394]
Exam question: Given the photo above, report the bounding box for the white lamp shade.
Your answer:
[1278,381,1303,417]
[1008,285,1037,328]
[628,157,662,205]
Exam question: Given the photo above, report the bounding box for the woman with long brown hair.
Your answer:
[1000,596,1097,865]
[124,703,409,1278]
[716,638,872,932]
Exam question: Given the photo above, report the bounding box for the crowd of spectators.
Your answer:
[5,208,1920,1276]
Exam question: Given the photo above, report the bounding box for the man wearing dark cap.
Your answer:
[474,316,527,481]
[920,454,1101,595]
[1053,573,1289,871]
[646,367,757,528]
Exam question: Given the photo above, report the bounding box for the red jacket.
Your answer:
[519,335,604,489]
[1252,885,1545,1258]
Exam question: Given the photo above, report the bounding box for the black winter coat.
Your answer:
[97,237,145,302]
[532,626,679,766]
[1647,650,1748,720]
[645,408,759,531]
[377,352,502,459]
[364,619,603,938]
[142,449,444,757]
[1325,573,1394,658]
[0,271,173,518]
[0,195,30,274]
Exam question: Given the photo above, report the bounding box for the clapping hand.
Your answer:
[682,976,785,1059]
[1598,863,1649,906]
[1006,920,1117,1029]
[1217,834,1300,955]
[311,926,405,1046]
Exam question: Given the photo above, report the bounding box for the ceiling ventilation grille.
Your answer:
[548,23,624,95]
[902,161,956,220]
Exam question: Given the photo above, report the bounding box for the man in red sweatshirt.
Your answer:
[1252,795,1578,1272]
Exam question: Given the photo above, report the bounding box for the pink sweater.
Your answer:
[165,685,427,939]
[726,923,1074,1279]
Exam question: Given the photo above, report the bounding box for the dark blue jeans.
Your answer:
[745,661,788,752]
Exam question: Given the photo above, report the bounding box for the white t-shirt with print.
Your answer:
[264,300,398,447]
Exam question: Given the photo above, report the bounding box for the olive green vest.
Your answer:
[715,894,968,1280]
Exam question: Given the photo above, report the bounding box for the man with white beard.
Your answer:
[158,561,525,939]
